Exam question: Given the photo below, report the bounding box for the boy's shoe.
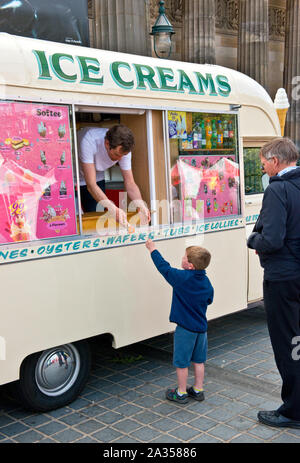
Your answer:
[166,388,188,404]
[187,387,205,401]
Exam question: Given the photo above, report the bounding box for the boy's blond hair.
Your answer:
[186,246,211,270]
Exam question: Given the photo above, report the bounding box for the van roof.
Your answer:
[0,33,281,138]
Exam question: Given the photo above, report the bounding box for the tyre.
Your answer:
[15,340,91,412]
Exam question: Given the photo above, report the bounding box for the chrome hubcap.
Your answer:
[35,344,80,397]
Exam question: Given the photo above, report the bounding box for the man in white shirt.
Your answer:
[78,124,150,226]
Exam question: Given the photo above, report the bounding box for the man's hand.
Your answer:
[247,232,258,249]
[146,239,156,253]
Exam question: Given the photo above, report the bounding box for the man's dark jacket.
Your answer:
[247,168,300,281]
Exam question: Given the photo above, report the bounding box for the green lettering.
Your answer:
[122,235,130,243]
[50,53,77,82]
[9,250,19,259]
[133,64,159,91]
[110,61,134,89]
[76,56,104,85]
[0,251,9,260]
[216,75,231,97]
[194,72,218,96]
[33,50,52,80]
[178,70,197,94]
[156,67,177,91]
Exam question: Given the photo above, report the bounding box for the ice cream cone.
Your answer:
[274,88,290,136]
[276,108,288,136]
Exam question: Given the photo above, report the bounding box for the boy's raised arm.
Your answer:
[146,239,183,287]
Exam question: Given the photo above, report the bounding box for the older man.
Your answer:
[247,137,300,428]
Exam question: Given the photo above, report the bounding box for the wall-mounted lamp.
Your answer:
[150,1,175,59]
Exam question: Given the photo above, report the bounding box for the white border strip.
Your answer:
[0,218,244,265]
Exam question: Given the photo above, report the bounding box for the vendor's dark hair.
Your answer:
[260,137,299,163]
[105,125,135,152]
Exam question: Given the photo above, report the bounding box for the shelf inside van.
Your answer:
[180,149,235,152]
[77,212,140,233]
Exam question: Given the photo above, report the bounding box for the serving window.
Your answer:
[244,148,264,195]
[0,100,77,245]
[168,111,241,224]
[75,108,151,235]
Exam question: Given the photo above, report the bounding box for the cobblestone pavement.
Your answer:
[1,304,300,443]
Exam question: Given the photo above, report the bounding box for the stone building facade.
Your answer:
[87,0,299,148]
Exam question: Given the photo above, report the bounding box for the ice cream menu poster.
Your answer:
[0,101,77,244]
[177,155,240,221]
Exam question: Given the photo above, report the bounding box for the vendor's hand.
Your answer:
[105,201,129,228]
[115,207,129,228]
[138,206,151,226]
[146,239,156,253]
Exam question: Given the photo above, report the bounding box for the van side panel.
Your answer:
[0,228,247,384]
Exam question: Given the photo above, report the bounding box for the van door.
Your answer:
[243,146,264,302]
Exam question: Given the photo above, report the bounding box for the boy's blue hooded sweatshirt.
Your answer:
[151,250,214,333]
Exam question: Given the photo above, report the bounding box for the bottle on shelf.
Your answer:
[211,120,217,149]
[228,120,234,148]
[193,121,201,149]
[206,119,212,149]
[217,120,223,149]
[223,119,229,148]
[201,120,206,149]
[187,132,193,149]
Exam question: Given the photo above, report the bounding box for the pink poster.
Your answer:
[176,154,240,221]
[0,102,77,244]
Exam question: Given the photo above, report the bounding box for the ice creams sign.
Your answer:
[32,50,232,98]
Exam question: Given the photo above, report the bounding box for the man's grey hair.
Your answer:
[260,138,299,164]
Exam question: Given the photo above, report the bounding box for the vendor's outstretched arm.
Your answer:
[122,169,150,223]
[81,162,129,226]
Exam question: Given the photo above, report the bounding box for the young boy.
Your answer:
[145,239,214,404]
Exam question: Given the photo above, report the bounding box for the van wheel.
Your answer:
[16,341,90,412]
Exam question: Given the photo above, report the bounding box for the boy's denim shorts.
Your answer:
[173,325,207,368]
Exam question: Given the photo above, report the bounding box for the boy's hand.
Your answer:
[146,239,156,253]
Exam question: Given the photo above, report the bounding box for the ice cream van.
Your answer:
[0,33,281,411]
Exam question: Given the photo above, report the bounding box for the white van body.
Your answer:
[0,34,280,408]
